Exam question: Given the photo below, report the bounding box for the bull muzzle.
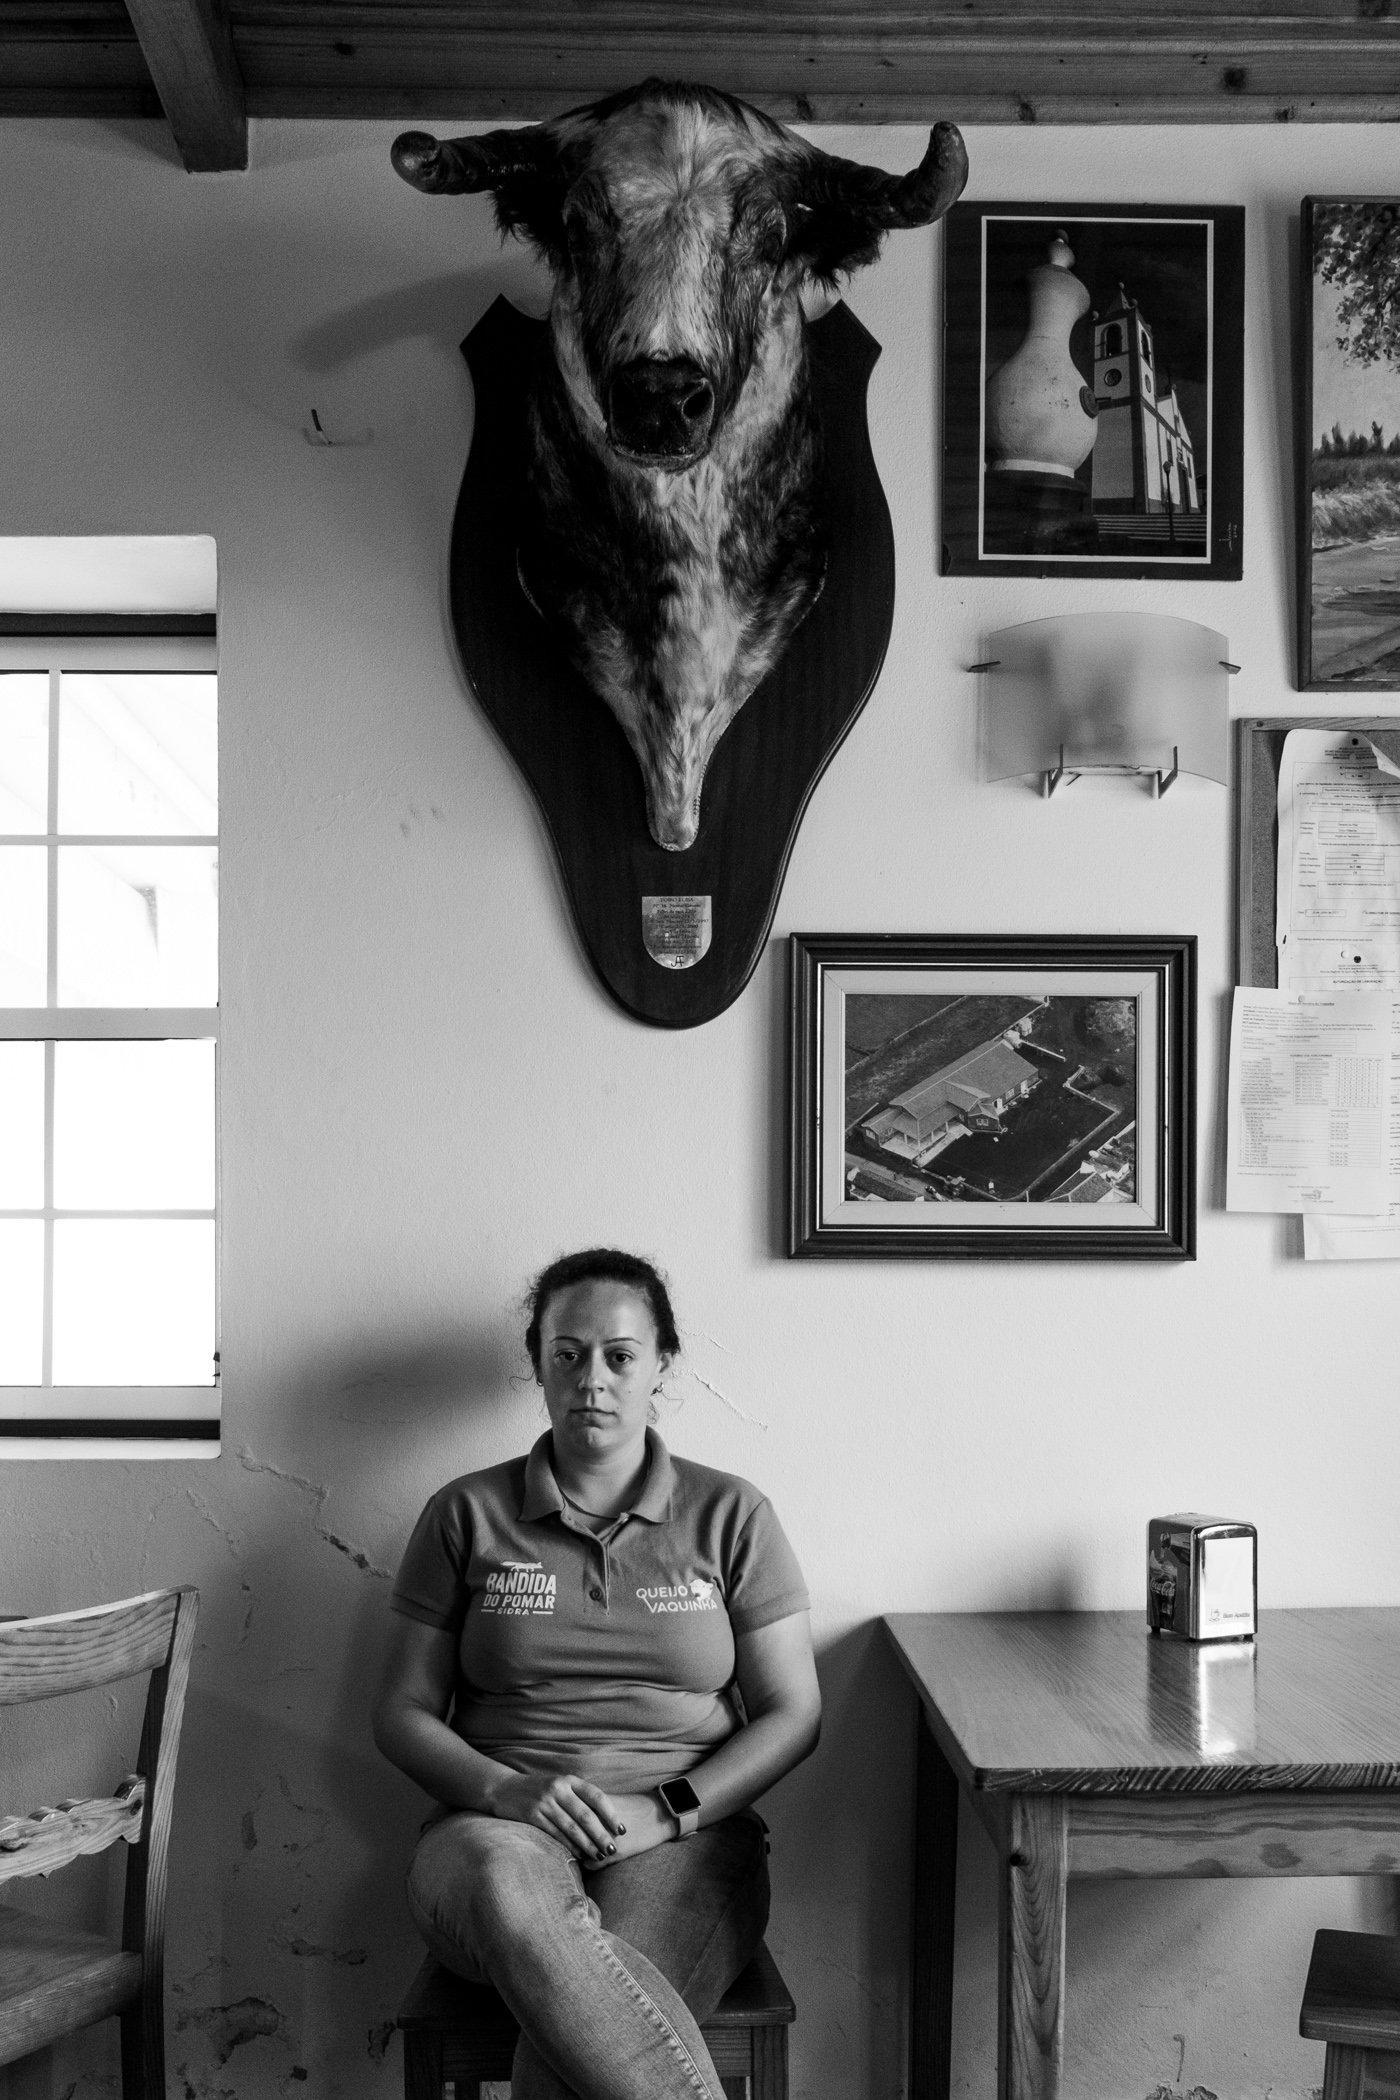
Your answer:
[606,357,716,466]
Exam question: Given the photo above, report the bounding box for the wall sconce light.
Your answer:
[973,611,1235,797]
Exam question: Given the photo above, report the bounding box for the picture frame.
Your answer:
[941,202,1244,579]
[788,933,1196,1259]
[1297,198,1400,689]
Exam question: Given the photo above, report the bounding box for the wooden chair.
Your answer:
[0,1587,198,2100]
[1301,1928,1400,2100]
[398,1937,795,2100]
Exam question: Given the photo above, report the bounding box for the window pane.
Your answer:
[52,1219,215,1385]
[54,1040,214,1210]
[0,675,48,834]
[0,1043,45,1208]
[0,1222,44,1383]
[0,846,47,1002]
[57,844,217,1007]
[58,674,216,837]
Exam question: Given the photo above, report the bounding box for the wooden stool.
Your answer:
[1301,1929,1400,2100]
[398,1939,795,2100]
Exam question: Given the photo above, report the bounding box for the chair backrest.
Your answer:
[0,1588,197,2030]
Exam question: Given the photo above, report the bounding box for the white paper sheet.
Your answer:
[1302,991,1400,1259]
[1274,729,1400,1254]
[1225,985,1391,1214]
[1276,728,1400,967]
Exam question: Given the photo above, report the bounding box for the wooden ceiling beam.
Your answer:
[2,1,1399,130]
[123,0,246,169]
[222,2,1400,124]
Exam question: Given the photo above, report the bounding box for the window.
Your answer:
[0,635,218,1455]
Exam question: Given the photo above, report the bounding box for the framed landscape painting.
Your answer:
[788,934,1196,1259]
[1299,198,1400,688]
[942,202,1244,579]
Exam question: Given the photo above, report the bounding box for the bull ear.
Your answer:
[787,121,969,284]
[391,126,568,255]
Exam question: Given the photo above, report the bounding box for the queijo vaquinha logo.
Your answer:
[637,1577,720,1614]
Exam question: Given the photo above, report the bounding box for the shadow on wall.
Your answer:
[768,1619,919,2100]
[155,1323,524,2100]
[291,265,547,385]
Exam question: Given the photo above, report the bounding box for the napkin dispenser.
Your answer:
[1147,1514,1256,1641]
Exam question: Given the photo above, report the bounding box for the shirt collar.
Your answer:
[520,1428,674,1524]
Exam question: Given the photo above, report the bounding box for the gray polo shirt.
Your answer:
[390,1430,809,1792]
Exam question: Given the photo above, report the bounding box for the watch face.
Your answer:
[661,1777,701,1815]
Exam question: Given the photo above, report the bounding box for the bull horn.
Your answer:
[390,126,554,196]
[805,120,969,228]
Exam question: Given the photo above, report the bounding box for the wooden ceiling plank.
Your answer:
[227,1,1400,21]
[226,4,1400,125]
[3,0,1399,127]
[123,0,247,169]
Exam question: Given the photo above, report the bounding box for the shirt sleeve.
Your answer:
[724,1497,810,1634]
[390,1487,472,1633]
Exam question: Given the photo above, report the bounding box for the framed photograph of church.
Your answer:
[787,932,1196,1259]
[941,203,1245,578]
[1298,197,1400,688]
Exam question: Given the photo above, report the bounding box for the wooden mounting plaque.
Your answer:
[450,297,897,1029]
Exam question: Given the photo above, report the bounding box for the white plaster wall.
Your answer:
[0,110,1397,2100]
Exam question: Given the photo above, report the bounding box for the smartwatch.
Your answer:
[656,1775,701,1838]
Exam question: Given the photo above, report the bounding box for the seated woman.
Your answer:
[374,1248,820,2100]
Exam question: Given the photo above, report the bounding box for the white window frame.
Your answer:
[0,633,219,1458]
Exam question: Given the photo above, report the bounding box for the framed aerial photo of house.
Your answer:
[1298,198,1400,688]
[788,934,1196,1259]
[942,203,1244,578]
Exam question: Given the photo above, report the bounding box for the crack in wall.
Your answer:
[317,1526,392,1578]
[171,1952,229,1999]
[685,1370,768,1430]
[186,1487,243,1555]
[137,1485,182,1588]
[239,1445,391,1578]
[237,1449,329,1519]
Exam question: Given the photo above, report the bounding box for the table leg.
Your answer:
[998,1794,1067,2100]
[911,1708,959,2100]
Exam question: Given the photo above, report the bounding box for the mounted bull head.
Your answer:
[394,81,967,850]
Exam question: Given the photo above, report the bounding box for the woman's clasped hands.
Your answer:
[486,1768,672,1869]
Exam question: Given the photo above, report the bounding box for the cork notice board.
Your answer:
[1236,715,1400,987]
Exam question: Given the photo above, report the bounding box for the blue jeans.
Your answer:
[406,1809,770,2100]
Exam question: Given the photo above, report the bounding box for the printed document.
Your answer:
[1273,729,1400,1253]
[1225,986,1390,1215]
[1275,727,1400,972]
[1302,992,1400,1259]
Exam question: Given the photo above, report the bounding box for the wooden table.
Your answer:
[884,1609,1400,2100]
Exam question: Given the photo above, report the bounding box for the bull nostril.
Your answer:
[682,387,713,424]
